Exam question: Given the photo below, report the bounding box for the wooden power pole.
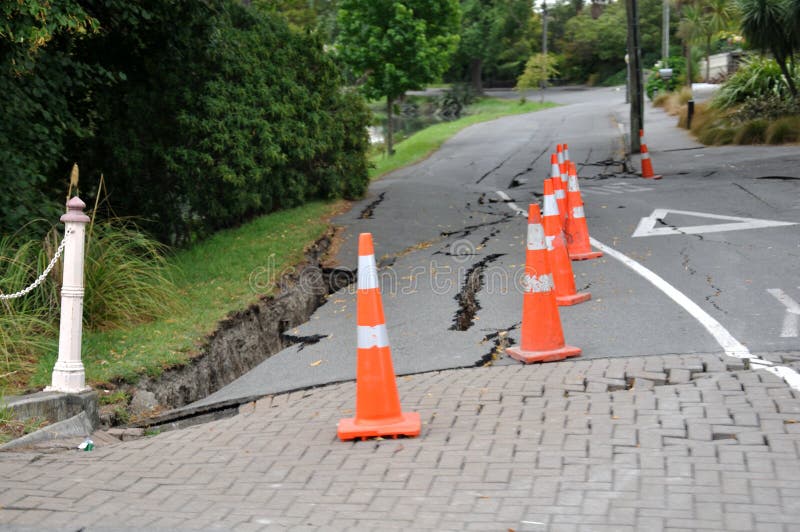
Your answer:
[625,0,643,154]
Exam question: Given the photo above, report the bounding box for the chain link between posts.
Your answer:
[0,230,72,301]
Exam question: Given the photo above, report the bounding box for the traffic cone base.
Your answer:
[570,249,603,261]
[506,344,581,364]
[556,291,592,306]
[337,412,421,441]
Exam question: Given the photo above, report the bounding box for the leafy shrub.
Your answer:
[766,117,800,144]
[713,57,800,109]
[730,94,800,123]
[3,1,370,245]
[733,119,769,144]
[645,56,688,100]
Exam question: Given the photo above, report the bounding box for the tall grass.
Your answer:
[0,218,176,392]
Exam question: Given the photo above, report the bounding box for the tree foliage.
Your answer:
[337,0,460,153]
[516,53,560,101]
[1,1,370,243]
[449,0,540,90]
[738,0,799,96]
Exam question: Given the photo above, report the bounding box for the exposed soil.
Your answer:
[104,228,352,427]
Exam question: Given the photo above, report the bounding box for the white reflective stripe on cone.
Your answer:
[545,235,555,251]
[523,273,554,293]
[543,194,559,215]
[572,206,585,219]
[568,176,580,192]
[555,189,566,200]
[527,224,547,250]
[357,324,390,349]
[358,254,379,289]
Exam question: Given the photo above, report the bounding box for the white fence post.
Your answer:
[46,197,91,394]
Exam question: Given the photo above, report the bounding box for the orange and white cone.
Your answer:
[506,204,581,364]
[337,233,421,441]
[543,179,591,306]
[549,153,567,225]
[639,143,662,180]
[565,162,603,261]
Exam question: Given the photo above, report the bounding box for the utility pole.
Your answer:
[625,0,643,154]
[662,0,669,68]
[541,0,549,101]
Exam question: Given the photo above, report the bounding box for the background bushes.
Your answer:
[1,1,371,244]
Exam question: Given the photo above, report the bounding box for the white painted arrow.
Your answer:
[632,208,797,237]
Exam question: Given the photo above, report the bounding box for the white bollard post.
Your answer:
[46,197,91,394]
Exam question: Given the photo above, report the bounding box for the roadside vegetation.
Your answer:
[650,0,800,146]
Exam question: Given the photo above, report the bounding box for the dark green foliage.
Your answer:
[78,1,369,243]
[1,1,370,244]
[713,56,800,108]
[645,57,689,100]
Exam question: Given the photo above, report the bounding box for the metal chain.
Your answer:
[0,230,72,301]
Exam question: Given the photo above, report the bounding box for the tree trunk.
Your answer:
[774,51,798,98]
[685,44,692,87]
[386,96,395,156]
[470,58,483,94]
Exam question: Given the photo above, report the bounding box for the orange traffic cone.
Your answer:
[549,153,567,225]
[563,143,571,165]
[337,233,421,441]
[542,180,591,306]
[506,204,581,364]
[565,162,603,261]
[558,145,570,221]
[639,143,662,180]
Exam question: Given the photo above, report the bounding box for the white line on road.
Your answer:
[588,236,800,391]
[495,191,527,216]
[767,288,800,337]
[497,193,800,391]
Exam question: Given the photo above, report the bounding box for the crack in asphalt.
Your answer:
[506,145,551,189]
[280,333,328,351]
[358,192,386,219]
[475,323,520,367]
[440,214,516,239]
[732,182,775,208]
[450,253,505,331]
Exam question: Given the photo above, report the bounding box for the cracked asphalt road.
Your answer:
[193,86,800,408]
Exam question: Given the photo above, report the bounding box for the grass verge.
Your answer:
[28,201,344,390]
[369,97,556,180]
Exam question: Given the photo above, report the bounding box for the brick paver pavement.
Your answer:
[2,353,800,531]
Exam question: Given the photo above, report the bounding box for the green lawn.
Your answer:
[32,201,342,388]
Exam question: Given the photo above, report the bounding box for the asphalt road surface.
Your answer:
[194,86,800,408]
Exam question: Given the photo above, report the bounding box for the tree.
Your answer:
[337,0,459,155]
[678,3,707,85]
[0,1,103,235]
[738,0,798,97]
[515,53,560,102]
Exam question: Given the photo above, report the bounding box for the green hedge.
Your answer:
[1,1,371,244]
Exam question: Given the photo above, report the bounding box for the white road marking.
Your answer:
[767,288,800,337]
[581,183,654,196]
[495,191,527,216]
[589,236,800,391]
[632,208,797,237]
[497,194,800,391]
